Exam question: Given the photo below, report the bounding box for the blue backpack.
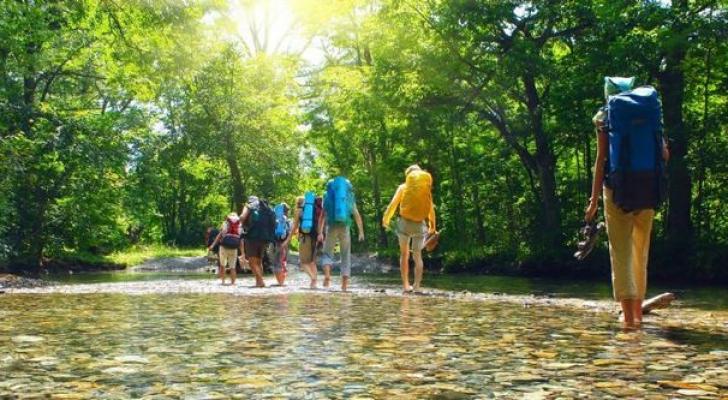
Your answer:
[606,86,667,211]
[325,176,352,224]
[300,191,316,234]
[274,204,289,241]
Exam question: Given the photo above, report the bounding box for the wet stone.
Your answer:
[1,287,727,398]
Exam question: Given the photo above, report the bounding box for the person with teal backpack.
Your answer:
[291,192,323,288]
[272,203,292,286]
[585,76,670,330]
[241,196,276,288]
[317,176,364,291]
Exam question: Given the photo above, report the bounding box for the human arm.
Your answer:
[290,207,301,237]
[317,209,327,243]
[381,185,404,229]
[427,202,437,234]
[238,241,248,267]
[282,220,293,248]
[208,223,225,251]
[585,127,609,222]
[353,206,364,242]
[240,206,250,225]
[662,137,670,163]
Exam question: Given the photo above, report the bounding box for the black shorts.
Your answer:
[244,240,267,259]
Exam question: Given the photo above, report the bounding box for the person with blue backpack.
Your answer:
[585,77,670,330]
[272,203,292,286]
[317,176,365,291]
[291,193,324,288]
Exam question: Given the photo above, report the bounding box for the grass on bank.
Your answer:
[106,244,205,266]
[59,244,205,268]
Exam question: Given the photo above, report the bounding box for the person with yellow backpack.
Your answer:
[382,165,437,293]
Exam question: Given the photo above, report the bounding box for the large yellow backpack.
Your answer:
[400,170,433,222]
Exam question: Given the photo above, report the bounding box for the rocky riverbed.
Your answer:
[0,273,50,291]
[5,270,728,338]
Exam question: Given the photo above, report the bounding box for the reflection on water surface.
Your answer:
[1,293,727,398]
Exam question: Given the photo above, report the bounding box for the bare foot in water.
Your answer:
[323,277,330,288]
[618,314,640,331]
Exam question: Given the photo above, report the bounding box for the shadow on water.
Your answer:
[360,272,728,311]
[654,326,728,352]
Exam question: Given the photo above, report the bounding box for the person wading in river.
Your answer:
[208,213,245,285]
[318,176,365,292]
[382,165,437,293]
[291,194,324,288]
[272,203,292,286]
[585,77,669,330]
[241,196,276,288]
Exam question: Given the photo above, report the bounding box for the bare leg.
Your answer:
[632,299,643,326]
[230,264,236,285]
[399,239,411,292]
[620,299,636,329]
[307,263,317,288]
[250,258,265,287]
[217,249,225,284]
[301,263,313,279]
[412,250,423,291]
[323,265,331,288]
[342,276,349,292]
[275,271,286,286]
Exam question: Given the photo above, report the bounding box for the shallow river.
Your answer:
[1,272,727,399]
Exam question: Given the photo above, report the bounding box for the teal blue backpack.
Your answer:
[301,191,316,234]
[325,176,353,224]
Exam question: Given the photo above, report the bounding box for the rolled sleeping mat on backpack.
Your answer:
[301,191,316,234]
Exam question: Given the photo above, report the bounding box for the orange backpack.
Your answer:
[400,170,433,222]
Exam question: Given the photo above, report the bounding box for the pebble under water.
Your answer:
[1,291,727,399]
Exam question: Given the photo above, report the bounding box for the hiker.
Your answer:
[241,196,276,288]
[382,165,437,293]
[205,226,221,273]
[585,77,669,330]
[207,213,245,285]
[317,176,365,291]
[291,193,324,288]
[273,203,292,286]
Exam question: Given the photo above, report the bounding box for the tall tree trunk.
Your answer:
[448,122,468,242]
[658,0,692,264]
[695,17,714,239]
[371,160,388,249]
[471,183,486,243]
[224,133,245,214]
[523,73,562,248]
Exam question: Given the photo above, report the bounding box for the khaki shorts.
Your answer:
[244,240,266,259]
[219,247,238,269]
[397,217,426,253]
[298,234,317,264]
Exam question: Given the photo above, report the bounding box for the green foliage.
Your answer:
[1,0,726,281]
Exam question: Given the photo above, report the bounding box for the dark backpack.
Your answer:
[606,86,667,211]
[221,217,242,249]
[245,200,276,243]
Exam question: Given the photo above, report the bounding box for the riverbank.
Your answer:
[1,245,204,275]
[0,274,49,290]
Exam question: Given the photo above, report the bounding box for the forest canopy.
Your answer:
[1,0,726,281]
